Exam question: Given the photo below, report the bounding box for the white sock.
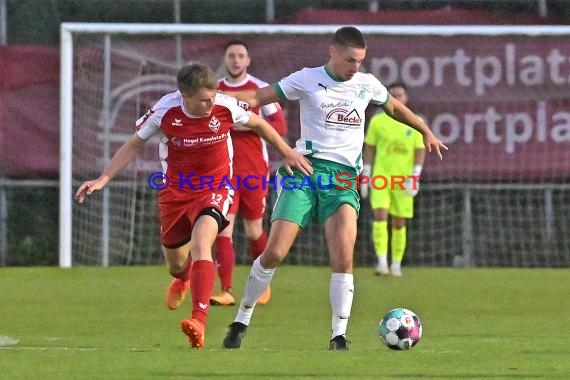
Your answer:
[234,257,275,326]
[378,255,388,267]
[329,272,354,339]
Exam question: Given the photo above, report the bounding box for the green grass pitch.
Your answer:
[0,266,568,379]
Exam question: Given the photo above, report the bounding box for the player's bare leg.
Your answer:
[325,204,357,350]
[212,215,272,306]
[223,220,299,349]
[164,241,192,310]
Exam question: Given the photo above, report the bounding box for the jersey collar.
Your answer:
[323,65,346,82]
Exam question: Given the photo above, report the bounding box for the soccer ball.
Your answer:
[378,308,422,350]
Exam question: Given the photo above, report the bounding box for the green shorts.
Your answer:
[271,157,360,228]
[370,186,414,218]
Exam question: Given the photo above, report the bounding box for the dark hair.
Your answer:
[332,26,366,49]
[177,63,218,95]
[388,82,407,92]
[223,39,249,53]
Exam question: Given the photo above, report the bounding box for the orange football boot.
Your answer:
[210,290,236,306]
[165,278,190,310]
[180,318,205,349]
[257,285,271,305]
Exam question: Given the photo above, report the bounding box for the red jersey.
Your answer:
[218,74,287,178]
[136,90,250,201]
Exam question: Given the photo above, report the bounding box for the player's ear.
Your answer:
[330,45,336,57]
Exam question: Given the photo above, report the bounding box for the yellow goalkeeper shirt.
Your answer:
[364,112,424,177]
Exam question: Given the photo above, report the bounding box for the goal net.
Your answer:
[60,24,570,268]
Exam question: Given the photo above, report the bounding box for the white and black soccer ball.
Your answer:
[378,308,422,350]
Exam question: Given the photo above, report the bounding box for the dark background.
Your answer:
[5,0,570,45]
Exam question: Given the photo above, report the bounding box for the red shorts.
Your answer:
[158,190,232,248]
[228,185,267,220]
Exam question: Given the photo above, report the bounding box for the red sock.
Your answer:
[190,260,216,325]
[215,236,235,291]
[173,259,192,281]
[249,231,268,259]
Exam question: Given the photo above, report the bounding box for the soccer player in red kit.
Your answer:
[210,40,288,306]
[75,63,311,349]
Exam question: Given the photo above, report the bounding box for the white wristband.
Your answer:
[412,165,423,176]
[362,164,371,177]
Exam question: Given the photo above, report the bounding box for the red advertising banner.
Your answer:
[361,35,570,181]
[1,32,569,182]
[0,45,60,177]
[229,34,570,181]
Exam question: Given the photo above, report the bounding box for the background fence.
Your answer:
[60,24,570,268]
[1,1,569,267]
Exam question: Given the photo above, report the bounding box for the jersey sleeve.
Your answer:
[368,74,390,107]
[218,93,251,126]
[260,101,280,118]
[275,69,307,101]
[261,103,287,136]
[136,98,167,140]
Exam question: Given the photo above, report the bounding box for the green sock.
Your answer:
[372,221,388,259]
[391,227,407,263]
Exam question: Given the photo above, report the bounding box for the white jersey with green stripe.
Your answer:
[275,65,389,171]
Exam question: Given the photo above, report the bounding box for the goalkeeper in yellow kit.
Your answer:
[361,83,425,276]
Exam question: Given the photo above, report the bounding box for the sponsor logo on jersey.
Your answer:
[319,101,352,109]
[208,116,221,132]
[325,108,362,126]
[317,82,327,91]
[177,132,228,147]
[170,136,182,147]
[172,118,183,127]
[387,140,409,154]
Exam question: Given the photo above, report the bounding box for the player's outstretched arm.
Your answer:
[263,107,288,136]
[243,113,312,176]
[384,97,448,160]
[75,133,147,204]
[225,85,281,109]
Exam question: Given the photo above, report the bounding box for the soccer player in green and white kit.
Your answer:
[361,83,425,277]
[223,26,447,350]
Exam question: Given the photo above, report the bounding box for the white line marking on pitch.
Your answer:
[0,346,99,351]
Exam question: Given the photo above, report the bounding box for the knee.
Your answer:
[244,221,264,241]
[335,260,353,273]
[331,253,353,273]
[166,258,187,276]
[372,210,388,221]
[391,219,406,229]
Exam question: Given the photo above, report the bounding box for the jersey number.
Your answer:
[210,193,223,207]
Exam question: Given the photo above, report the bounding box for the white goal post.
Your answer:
[60,23,570,268]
